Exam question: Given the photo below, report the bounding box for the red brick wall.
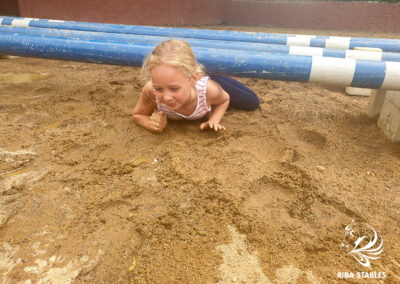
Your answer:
[224,1,400,33]
[16,0,400,33]
[0,0,19,15]
[17,0,225,26]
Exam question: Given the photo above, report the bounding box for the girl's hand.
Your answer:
[200,120,226,132]
[148,111,167,133]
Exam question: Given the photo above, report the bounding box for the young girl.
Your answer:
[132,39,259,133]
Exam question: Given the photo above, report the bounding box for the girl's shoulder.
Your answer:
[204,77,230,105]
[205,77,222,98]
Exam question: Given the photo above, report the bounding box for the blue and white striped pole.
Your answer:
[0,32,399,90]
[2,26,400,62]
[1,16,400,53]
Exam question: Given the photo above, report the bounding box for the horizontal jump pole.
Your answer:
[2,26,400,63]
[0,32,399,90]
[1,16,400,53]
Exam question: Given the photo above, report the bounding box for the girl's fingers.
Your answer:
[149,120,159,129]
[150,115,160,123]
[215,124,225,131]
[150,124,161,133]
[148,112,167,133]
[151,114,165,124]
[200,122,209,130]
[200,121,226,131]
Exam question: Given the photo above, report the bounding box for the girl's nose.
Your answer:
[164,92,173,102]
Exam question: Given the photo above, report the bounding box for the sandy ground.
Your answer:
[1,25,400,284]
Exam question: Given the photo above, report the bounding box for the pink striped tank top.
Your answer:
[154,76,211,120]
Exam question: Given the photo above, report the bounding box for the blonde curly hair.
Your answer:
[141,39,205,81]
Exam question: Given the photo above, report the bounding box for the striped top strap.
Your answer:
[155,76,211,120]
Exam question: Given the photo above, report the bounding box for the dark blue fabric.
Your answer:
[209,75,260,110]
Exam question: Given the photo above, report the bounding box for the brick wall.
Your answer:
[16,0,225,26]
[224,1,400,33]
[0,0,19,16]
[15,0,400,33]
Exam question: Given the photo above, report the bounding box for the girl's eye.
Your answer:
[154,88,163,92]
[170,87,180,92]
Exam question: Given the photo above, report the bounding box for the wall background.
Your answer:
[3,0,400,33]
[0,0,19,15]
[224,1,400,33]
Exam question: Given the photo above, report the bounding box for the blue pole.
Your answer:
[2,26,400,63]
[1,16,400,53]
[0,32,399,90]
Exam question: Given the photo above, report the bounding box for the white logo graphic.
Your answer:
[340,220,384,267]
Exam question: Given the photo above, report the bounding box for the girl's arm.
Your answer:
[200,79,230,131]
[133,81,167,133]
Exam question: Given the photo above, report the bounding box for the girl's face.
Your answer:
[150,64,196,112]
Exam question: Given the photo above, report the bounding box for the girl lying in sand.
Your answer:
[133,39,259,133]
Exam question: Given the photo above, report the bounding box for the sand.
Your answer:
[1,26,400,283]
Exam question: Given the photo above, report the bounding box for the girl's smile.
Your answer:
[151,64,198,115]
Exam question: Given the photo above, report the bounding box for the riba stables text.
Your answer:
[337,271,386,279]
